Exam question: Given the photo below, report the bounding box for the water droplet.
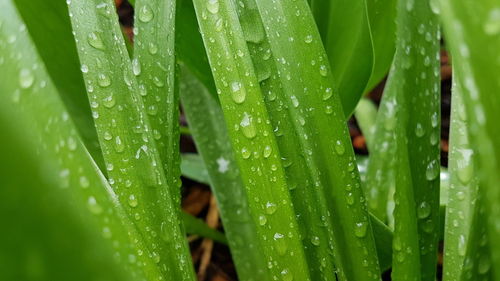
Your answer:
[354,222,367,238]
[148,42,158,54]
[265,202,277,214]
[87,196,103,214]
[102,226,112,238]
[415,123,425,137]
[152,76,164,87]
[426,159,439,181]
[290,95,299,107]
[304,35,313,43]
[325,105,333,114]
[273,233,287,255]
[334,140,345,155]
[240,113,256,139]
[128,194,138,207]
[280,268,293,281]
[484,9,500,35]
[87,31,105,50]
[319,65,328,77]
[263,145,272,158]
[417,201,431,219]
[259,215,267,226]
[230,81,246,104]
[79,176,90,188]
[80,64,89,73]
[160,221,172,242]
[138,4,154,22]
[323,88,333,101]
[19,68,34,89]
[478,255,491,274]
[241,147,251,159]
[458,234,466,256]
[132,58,141,76]
[457,148,473,184]
[115,136,125,152]
[97,73,111,87]
[138,84,148,96]
[310,236,320,246]
[207,0,219,14]
[102,95,115,108]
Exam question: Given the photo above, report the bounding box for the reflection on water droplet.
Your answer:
[240,112,256,139]
[263,145,272,158]
[415,123,425,137]
[207,0,219,14]
[97,73,111,87]
[19,68,34,89]
[87,196,103,214]
[319,65,328,77]
[417,201,431,219]
[426,159,439,181]
[265,202,277,214]
[87,31,105,50]
[132,58,141,76]
[138,4,154,23]
[231,81,246,104]
[128,194,138,207]
[241,148,251,159]
[354,222,367,238]
[259,215,267,226]
[310,236,320,246]
[334,140,345,155]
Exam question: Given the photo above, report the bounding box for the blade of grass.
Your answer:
[323,0,373,117]
[234,1,337,280]
[0,3,164,278]
[133,0,181,205]
[369,0,441,279]
[181,153,211,185]
[65,0,195,279]
[181,212,227,245]
[11,0,102,165]
[252,1,382,280]
[191,1,312,279]
[442,66,479,281]
[439,0,500,276]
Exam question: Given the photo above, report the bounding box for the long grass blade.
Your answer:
[180,68,272,281]
[442,66,479,281]
[251,1,382,280]
[133,0,181,205]
[65,0,195,279]
[439,0,500,277]
[0,3,163,279]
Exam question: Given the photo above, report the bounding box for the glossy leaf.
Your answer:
[66,0,195,279]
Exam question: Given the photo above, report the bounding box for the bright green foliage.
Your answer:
[191,1,312,280]
[0,2,163,279]
[133,0,182,205]
[65,0,195,279]
[439,0,500,278]
[364,0,441,279]
[180,68,272,281]
[252,1,381,280]
[442,68,479,281]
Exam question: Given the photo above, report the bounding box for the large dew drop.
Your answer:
[19,68,34,89]
[87,31,105,50]
[138,4,154,23]
[240,113,256,139]
[230,81,246,104]
[425,159,439,181]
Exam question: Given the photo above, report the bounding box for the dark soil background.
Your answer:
[116,1,452,279]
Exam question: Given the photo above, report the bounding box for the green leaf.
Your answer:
[323,0,374,117]
[367,0,441,279]
[11,0,102,165]
[133,0,181,205]
[439,0,500,277]
[181,153,211,185]
[0,3,163,279]
[442,67,479,281]
[181,212,227,245]
[364,0,397,92]
[191,1,312,279]
[252,1,382,280]
[65,0,195,279]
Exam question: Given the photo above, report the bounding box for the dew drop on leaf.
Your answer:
[87,31,105,50]
[97,73,111,87]
[230,81,246,104]
[417,201,431,219]
[240,113,256,139]
[138,4,154,23]
[265,201,277,214]
[207,0,219,14]
[19,68,34,89]
[354,222,367,238]
[425,159,439,181]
